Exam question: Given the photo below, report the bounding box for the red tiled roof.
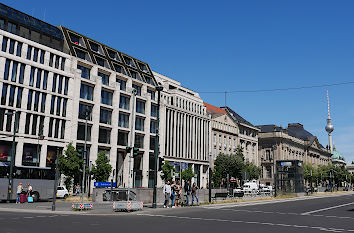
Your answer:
[203,102,226,114]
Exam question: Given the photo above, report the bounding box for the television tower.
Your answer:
[325,89,334,153]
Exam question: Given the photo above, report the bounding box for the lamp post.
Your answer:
[81,108,91,203]
[208,154,212,203]
[127,88,137,203]
[5,110,17,202]
[52,147,60,211]
[152,86,163,208]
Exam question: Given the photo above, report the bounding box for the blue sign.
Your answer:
[169,162,189,170]
[94,182,116,188]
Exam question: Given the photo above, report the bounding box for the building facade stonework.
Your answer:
[258,123,332,185]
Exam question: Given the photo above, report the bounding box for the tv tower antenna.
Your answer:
[325,89,334,153]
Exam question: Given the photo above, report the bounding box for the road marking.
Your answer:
[137,213,351,232]
[23,217,34,219]
[302,202,354,215]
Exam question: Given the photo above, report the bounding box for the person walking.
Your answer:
[16,183,23,204]
[163,181,171,208]
[184,180,191,206]
[170,181,176,208]
[75,184,81,196]
[191,183,199,206]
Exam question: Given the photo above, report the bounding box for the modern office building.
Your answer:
[0,3,159,189]
[154,72,211,188]
[257,123,332,185]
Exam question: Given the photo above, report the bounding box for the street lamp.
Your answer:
[81,108,91,202]
[5,110,18,202]
[52,147,60,211]
[127,88,137,203]
[152,85,163,208]
[208,153,212,203]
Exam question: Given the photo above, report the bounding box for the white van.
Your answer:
[242,182,258,194]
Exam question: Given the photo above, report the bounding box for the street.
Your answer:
[0,193,353,233]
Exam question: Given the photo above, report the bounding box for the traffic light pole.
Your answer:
[152,86,163,208]
[52,147,60,211]
[6,111,17,202]
[127,89,137,203]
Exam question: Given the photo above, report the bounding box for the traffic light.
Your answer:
[158,157,164,171]
[133,147,139,158]
[125,146,132,153]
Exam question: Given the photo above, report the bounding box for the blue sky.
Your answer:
[5,0,354,162]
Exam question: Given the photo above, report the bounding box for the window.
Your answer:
[7,22,17,34]
[1,37,7,52]
[58,76,63,94]
[266,150,271,161]
[134,134,144,148]
[62,99,67,117]
[16,42,22,57]
[150,136,156,150]
[100,108,112,125]
[119,95,130,110]
[50,95,55,114]
[29,67,35,86]
[42,71,48,90]
[9,39,15,54]
[33,91,40,111]
[101,90,112,106]
[31,115,38,135]
[63,77,69,95]
[117,131,129,146]
[0,19,4,30]
[36,69,42,88]
[55,56,60,69]
[8,85,15,106]
[98,128,111,144]
[69,33,80,44]
[19,64,25,84]
[130,70,140,80]
[113,63,126,75]
[150,105,158,118]
[54,119,60,138]
[47,117,53,137]
[116,78,126,91]
[56,97,62,116]
[124,56,135,67]
[80,83,94,101]
[41,93,46,113]
[77,124,91,141]
[150,120,157,133]
[60,121,66,139]
[136,100,145,114]
[89,41,99,52]
[95,57,106,67]
[16,87,23,108]
[49,53,54,67]
[11,61,18,82]
[39,50,45,64]
[27,46,32,60]
[33,48,39,62]
[60,58,65,71]
[98,72,109,85]
[266,166,272,178]
[118,113,129,128]
[4,59,10,80]
[25,113,31,134]
[75,49,86,60]
[132,84,141,96]
[27,90,33,110]
[78,103,93,120]
[135,117,144,131]
[77,65,90,79]
[147,89,155,100]
[52,74,57,92]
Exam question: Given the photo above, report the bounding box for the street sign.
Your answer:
[94,182,116,188]
[230,177,237,183]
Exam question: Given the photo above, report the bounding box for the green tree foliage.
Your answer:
[243,162,261,180]
[58,143,83,190]
[161,161,175,182]
[91,151,112,182]
[181,165,194,181]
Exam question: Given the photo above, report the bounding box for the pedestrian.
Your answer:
[163,181,171,208]
[27,183,33,197]
[184,180,191,206]
[16,183,23,204]
[191,183,199,206]
[175,180,181,207]
[170,180,176,208]
[76,184,81,195]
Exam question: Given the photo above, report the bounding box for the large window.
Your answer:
[19,64,25,84]
[116,78,126,91]
[147,89,155,100]
[1,37,7,52]
[119,95,130,110]
[77,65,90,79]
[101,90,112,106]
[80,83,94,101]
[22,144,40,166]
[132,84,141,96]
[4,59,10,80]
[98,72,109,86]
[118,113,129,128]
[134,134,144,149]
[78,103,93,120]
[77,123,91,141]
[150,120,157,134]
[135,117,144,131]
[266,166,272,178]
[98,128,111,144]
[136,100,145,114]
[118,131,129,146]
[151,104,158,117]
[100,108,112,125]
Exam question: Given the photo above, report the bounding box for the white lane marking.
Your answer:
[23,216,34,219]
[137,213,350,232]
[302,202,354,215]
[36,216,46,218]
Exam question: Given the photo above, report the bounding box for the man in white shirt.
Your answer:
[27,183,33,197]
[163,181,171,208]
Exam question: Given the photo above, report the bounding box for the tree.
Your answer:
[181,165,194,182]
[58,143,83,191]
[91,151,112,182]
[243,162,261,180]
[161,161,175,182]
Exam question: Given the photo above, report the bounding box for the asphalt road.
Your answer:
[0,193,353,233]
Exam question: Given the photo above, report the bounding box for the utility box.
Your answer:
[275,160,304,194]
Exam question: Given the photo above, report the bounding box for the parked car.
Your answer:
[243,182,259,194]
[56,186,69,199]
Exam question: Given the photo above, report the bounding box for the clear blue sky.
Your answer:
[5,0,354,162]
